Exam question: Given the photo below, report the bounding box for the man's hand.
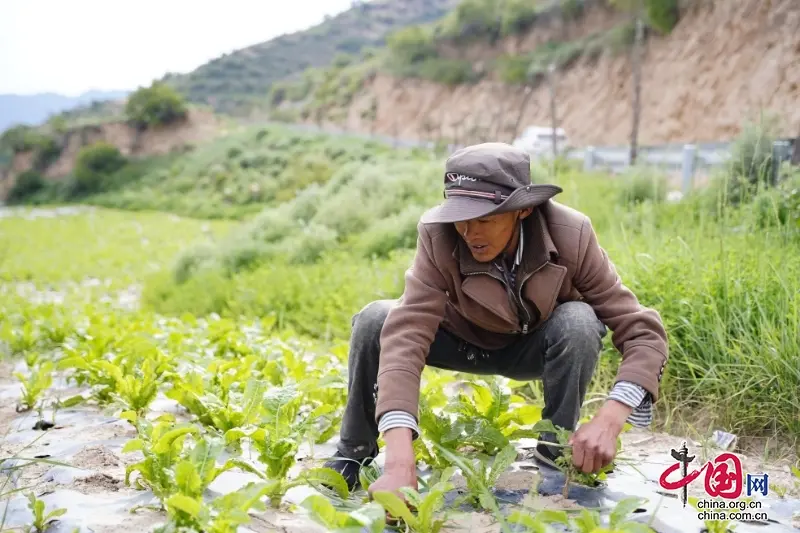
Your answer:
[367,427,418,500]
[568,399,631,474]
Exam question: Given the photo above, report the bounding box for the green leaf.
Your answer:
[175,460,202,497]
[535,509,571,525]
[508,511,547,532]
[121,439,144,453]
[529,419,558,435]
[190,438,222,485]
[619,522,658,533]
[300,467,350,499]
[416,482,451,530]
[59,394,86,407]
[572,508,601,532]
[610,497,646,527]
[349,501,387,533]
[398,487,423,509]
[515,405,543,425]
[300,494,340,529]
[371,491,417,527]
[153,426,197,454]
[165,493,202,518]
[489,443,518,485]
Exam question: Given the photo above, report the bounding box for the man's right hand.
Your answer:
[367,427,418,499]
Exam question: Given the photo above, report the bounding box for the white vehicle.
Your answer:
[512,126,571,158]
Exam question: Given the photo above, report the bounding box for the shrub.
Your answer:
[7,170,46,203]
[332,53,353,68]
[730,118,778,181]
[439,0,500,42]
[646,0,679,34]
[34,137,62,170]
[387,26,436,64]
[125,81,188,129]
[617,166,669,205]
[73,142,127,195]
[500,0,538,36]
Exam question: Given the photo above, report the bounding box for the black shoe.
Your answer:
[322,451,377,492]
[531,434,563,470]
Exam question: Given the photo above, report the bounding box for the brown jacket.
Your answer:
[375,199,669,422]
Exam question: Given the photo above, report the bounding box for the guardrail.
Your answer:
[262,120,797,193]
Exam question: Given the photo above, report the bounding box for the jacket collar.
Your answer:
[454,207,558,279]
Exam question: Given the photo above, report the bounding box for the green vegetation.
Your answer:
[380,0,679,88]
[125,82,189,129]
[2,122,799,530]
[73,142,128,194]
[166,0,457,115]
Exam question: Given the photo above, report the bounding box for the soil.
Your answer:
[320,0,800,148]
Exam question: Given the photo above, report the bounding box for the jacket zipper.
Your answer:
[516,262,548,334]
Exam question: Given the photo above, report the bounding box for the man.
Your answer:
[324,142,669,494]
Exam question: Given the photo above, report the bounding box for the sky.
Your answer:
[0,0,355,96]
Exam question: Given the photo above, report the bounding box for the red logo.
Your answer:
[659,441,744,506]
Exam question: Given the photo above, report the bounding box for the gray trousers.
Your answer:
[336,299,607,459]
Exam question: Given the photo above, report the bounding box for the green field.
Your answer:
[1,125,799,531]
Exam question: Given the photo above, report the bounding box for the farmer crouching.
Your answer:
[324,142,669,495]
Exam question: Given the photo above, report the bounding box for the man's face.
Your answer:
[454,208,531,262]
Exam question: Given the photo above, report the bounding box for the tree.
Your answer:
[630,12,644,165]
[125,82,188,129]
[611,0,646,165]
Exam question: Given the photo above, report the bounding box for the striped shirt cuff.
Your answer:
[608,381,653,428]
[377,410,420,440]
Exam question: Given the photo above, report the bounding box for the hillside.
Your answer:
[0,90,129,131]
[168,0,458,115]
[274,0,800,147]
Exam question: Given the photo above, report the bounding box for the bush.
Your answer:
[724,117,779,203]
[125,81,188,128]
[439,0,500,42]
[501,0,538,36]
[73,142,127,195]
[7,170,46,203]
[387,26,436,64]
[617,166,669,205]
[646,0,679,34]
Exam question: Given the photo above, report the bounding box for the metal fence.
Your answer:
[269,120,796,193]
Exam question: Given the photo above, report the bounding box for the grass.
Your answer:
[9,165,799,446]
[2,124,800,530]
[0,207,235,287]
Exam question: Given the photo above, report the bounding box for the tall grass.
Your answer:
[138,157,800,441]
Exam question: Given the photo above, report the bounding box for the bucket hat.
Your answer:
[420,142,563,224]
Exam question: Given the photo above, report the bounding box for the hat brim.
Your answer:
[420,184,563,224]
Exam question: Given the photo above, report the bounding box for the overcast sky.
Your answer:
[0,0,355,96]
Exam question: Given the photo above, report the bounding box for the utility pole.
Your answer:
[548,62,558,177]
[629,3,645,166]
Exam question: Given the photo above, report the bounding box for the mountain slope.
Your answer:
[168,0,458,115]
[278,0,800,147]
[0,90,129,131]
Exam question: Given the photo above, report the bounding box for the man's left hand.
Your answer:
[568,399,632,474]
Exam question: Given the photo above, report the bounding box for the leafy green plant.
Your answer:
[73,142,127,195]
[449,379,545,455]
[301,494,386,533]
[434,443,517,512]
[532,419,619,494]
[24,492,67,533]
[14,361,53,412]
[370,479,454,533]
[510,497,652,532]
[122,414,202,500]
[125,81,188,129]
